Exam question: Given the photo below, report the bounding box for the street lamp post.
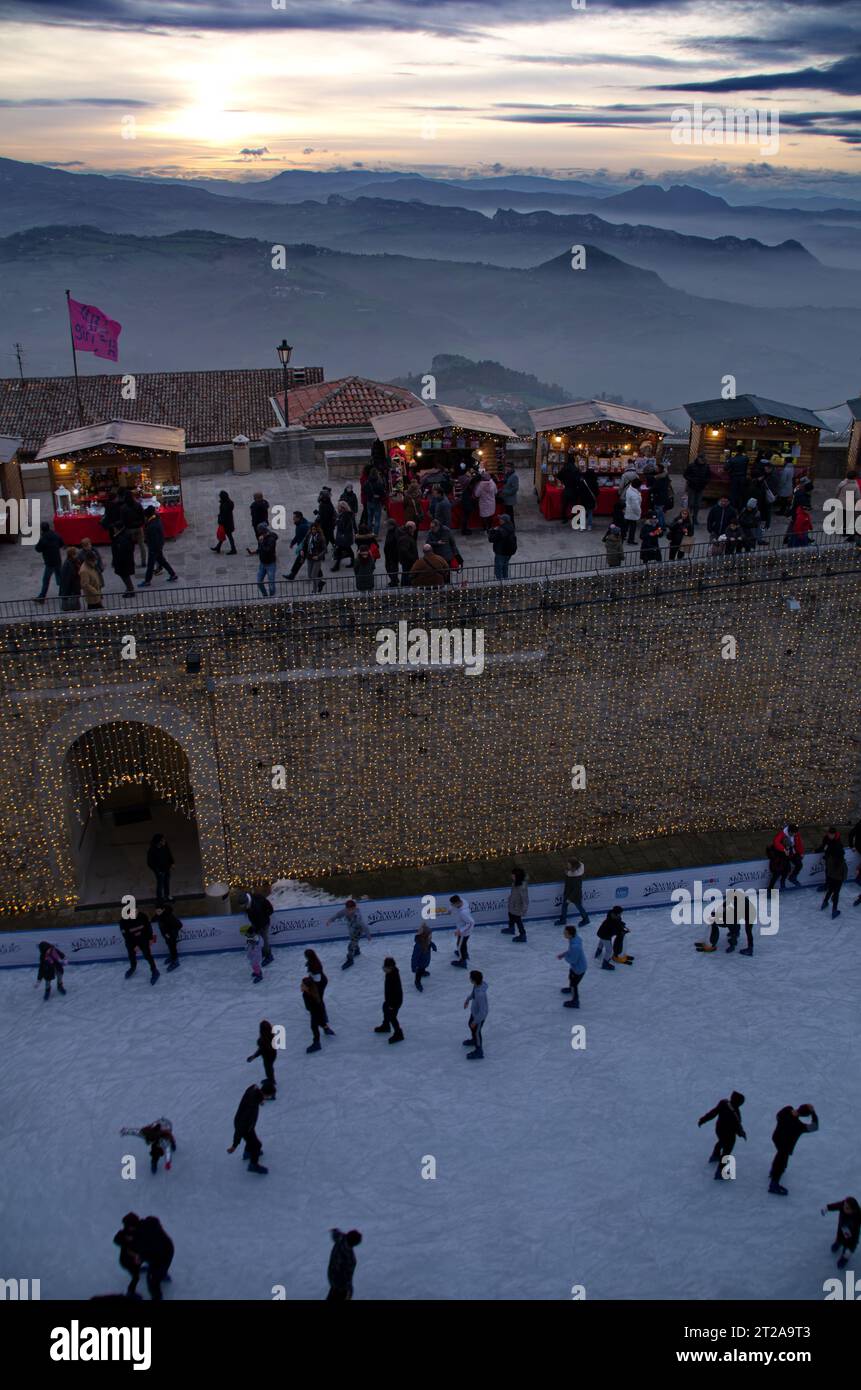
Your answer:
[276,339,293,427]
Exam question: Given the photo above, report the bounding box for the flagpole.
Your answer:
[65,289,85,426]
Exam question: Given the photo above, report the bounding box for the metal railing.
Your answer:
[7,529,857,623]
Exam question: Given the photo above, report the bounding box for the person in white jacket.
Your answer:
[463,969,488,1059]
[622,481,642,544]
[439,894,474,967]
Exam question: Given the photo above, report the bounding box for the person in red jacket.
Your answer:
[788,504,812,547]
[784,824,804,885]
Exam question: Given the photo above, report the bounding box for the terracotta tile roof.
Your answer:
[0,366,324,456]
[277,376,420,429]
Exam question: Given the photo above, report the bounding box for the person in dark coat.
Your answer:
[59,546,82,611]
[698,1092,746,1179]
[374,957,404,1042]
[111,523,136,596]
[134,1216,174,1301]
[816,827,847,918]
[769,1103,818,1194]
[139,508,177,585]
[822,1196,860,1268]
[331,501,356,570]
[410,924,437,991]
[36,941,67,1000]
[725,890,756,955]
[353,546,376,591]
[249,492,269,537]
[283,511,311,579]
[304,948,335,1037]
[34,521,65,602]
[397,522,418,585]
[683,454,710,525]
[326,1229,362,1300]
[725,448,749,510]
[707,498,737,539]
[555,858,590,926]
[146,833,174,904]
[316,486,336,544]
[242,891,274,965]
[101,490,124,538]
[227,1081,273,1172]
[247,1019,277,1093]
[594,907,625,969]
[122,911,159,983]
[458,468,478,535]
[213,490,237,554]
[429,485,452,530]
[383,520,400,586]
[666,509,693,560]
[639,515,663,563]
[120,490,147,566]
[649,463,672,526]
[114,1213,143,1297]
[301,974,328,1053]
[152,905,182,971]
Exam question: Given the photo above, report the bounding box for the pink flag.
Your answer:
[68,296,122,362]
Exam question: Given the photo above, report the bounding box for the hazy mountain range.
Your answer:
[0,157,858,413]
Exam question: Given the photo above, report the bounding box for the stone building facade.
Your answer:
[0,544,858,916]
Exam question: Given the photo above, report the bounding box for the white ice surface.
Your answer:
[1,886,859,1301]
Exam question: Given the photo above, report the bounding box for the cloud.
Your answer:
[0,97,153,107]
[239,146,269,158]
[660,53,861,96]
[41,160,86,167]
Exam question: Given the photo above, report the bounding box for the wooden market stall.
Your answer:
[371,402,516,529]
[847,397,861,476]
[683,395,827,498]
[530,400,671,518]
[36,419,187,545]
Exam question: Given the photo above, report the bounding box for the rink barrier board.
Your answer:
[0,851,857,970]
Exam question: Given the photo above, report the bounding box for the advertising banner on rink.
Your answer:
[0,851,856,970]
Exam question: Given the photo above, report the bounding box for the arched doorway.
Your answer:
[65,720,204,907]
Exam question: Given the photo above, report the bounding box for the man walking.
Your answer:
[555,858,590,926]
[33,520,65,603]
[139,507,178,586]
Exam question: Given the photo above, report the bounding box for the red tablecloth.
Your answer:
[541,483,651,521]
[386,498,501,530]
[540,483,564,520]
[54,506,188,546]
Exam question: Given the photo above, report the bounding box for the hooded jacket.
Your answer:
[467,980,489,1024]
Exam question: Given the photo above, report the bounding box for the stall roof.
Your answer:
[683,395,828,431]
[0,435,22,464]
[36,419,187,461]
[371,403,516,442]
[529,400,671,435]
[846,397,861,422]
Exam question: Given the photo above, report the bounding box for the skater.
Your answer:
[304,949,335,1035]
[113,1213,143,1298]
[725,890,756,955]
[463,969,488,1059]
[241,890,275,965]
[767,831,790,891]
[822,1197,860,1268]
[697,1093,746,1181]
[611,917,634,964]
[557,925,587,1008]
[326,1228,362,1301]
[121,911,159,984]
[595,907,625,969]
[326,899,371,970]
[816,827,847,918]
[441,894,473,967]
[301,973,328,1053]
[36,941,66,1000]
[555,858,590,925]
[784,823,804,884]
[121,1119,176,1175]
[410,923,437,991]
[247,1020,277,1093]
[240,922,264,983]
[134,1216,174,1301]
[374,957,405,1043]
[152,904,183,971]
[768,1103,819,1194]
[501,867,529,941]
[146,833,174,905]
[227,1081,274,1173]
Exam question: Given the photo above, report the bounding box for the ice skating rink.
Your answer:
[1,889,859,1301]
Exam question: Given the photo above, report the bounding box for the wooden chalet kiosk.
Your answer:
[530,400,671,518]
[847,397,861,475]
[683,395,827,498]
[36,419,187,545]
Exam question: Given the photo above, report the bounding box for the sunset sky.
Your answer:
[0,0,859,195]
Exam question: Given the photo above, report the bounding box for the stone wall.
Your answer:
[1,544,858,914]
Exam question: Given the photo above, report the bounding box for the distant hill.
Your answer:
[389,353,572,432]
[1,224,857,409]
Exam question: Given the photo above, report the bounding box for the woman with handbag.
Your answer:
[211,490,237,554]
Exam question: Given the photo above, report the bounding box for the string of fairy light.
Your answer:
[0,544,858,915]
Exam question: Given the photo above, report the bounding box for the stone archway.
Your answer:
[35,694,228,908]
